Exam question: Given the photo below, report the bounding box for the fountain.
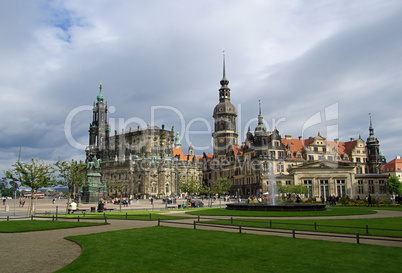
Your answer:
[226,162,326,211]
[268,162,277,205]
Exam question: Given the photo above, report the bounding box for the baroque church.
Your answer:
[84,83,203,200]
[83,53,389,201]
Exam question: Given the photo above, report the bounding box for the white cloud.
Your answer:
[0,0,401,173]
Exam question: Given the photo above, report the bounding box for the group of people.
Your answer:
[97,198,106,211]
[246,196,264,203]
[365,194,380,207]
[320,195,341,206]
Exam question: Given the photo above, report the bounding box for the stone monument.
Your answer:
[82,155,107,203]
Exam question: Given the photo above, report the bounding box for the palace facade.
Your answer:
[203,54,389,200]
[84,84,202,199]
[83,54,389,200]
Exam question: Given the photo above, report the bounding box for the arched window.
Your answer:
[151,182,157,193]
[165,182,170,194]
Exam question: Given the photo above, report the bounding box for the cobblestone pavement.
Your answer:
[1,201,401,272]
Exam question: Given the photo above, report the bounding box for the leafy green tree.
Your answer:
[5,158,54,216]
[107,179,124,212]
[277,185,309,201]
[178,179,202,197]
[199,184,214,207]
[54,159,86,213]
[0,177,14,197]
[207,177,232,208]
[291,185,310,195]
[388,176,402,197]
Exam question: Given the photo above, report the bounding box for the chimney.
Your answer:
[350,138,354,141]
[285,135,292,140]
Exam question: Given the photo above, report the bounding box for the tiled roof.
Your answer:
[382,157,402,172]
[282,136,359,158]
[173,147,185,159]
[173,147,203,162]
[282,138,304,156]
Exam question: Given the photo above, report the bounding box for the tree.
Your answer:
[0,177,14,197]
[209,177,231,208]
[277,185,309,201]
[178,178,202,197]
[54,160,86,213]
[5,158,54,216]
[388,176,402,197]
[107,179,124,212]
[199,184,214,207]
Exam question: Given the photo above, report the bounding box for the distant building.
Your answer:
[382,156,402,182]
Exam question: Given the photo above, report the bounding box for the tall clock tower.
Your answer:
[212,51,238,159]
[366,114,382,174]
[87,83,110,160]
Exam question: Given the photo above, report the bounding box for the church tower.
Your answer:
[88,83,110,159]
[212,51,238,158]
[253,100,269,152]
[366,114,381,174]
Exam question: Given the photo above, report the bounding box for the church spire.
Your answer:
[220,50,229,88]
[218,50,230,103]
[97,82,104,102]
[254,100,268,136]
[366,113,381,173]
[369,113,374,136]
[258,100,263,125]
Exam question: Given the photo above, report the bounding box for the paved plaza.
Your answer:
[0,197,187,216]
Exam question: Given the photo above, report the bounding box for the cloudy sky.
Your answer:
[1,0,401,173]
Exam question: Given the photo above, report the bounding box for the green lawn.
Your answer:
[39,210,190,221]
[0,220,106,233]
[185,206,379,217]
[204,217,402,237]
[58,226,402,273]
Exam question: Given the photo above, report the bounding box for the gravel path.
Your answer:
[0,220,156,273]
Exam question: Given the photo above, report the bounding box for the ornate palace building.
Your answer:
[203,54,389,200]
[84,84,202,199]
[83,53,389,201]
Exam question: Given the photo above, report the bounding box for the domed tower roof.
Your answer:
[213,101,237,117]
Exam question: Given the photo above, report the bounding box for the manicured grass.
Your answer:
[356,206,402,211]
[204,217,402,237]
[0,220,106,233]
[186,206,378,217]
[40,210,190,221]
[59,226,401,273]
